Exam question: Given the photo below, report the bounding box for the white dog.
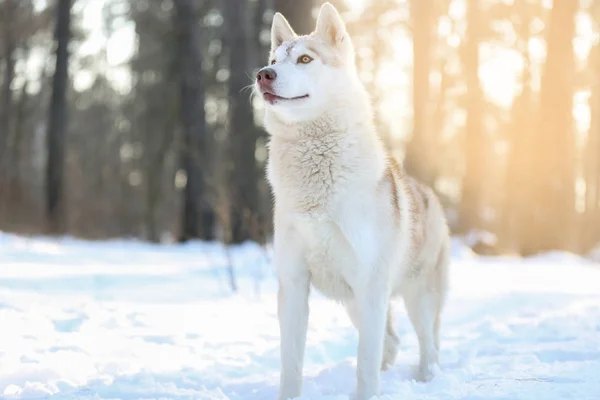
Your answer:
[255,4,450,399]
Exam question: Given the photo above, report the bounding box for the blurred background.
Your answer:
[0,0,598,257]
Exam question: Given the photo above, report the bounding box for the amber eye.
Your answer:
[270,60,276,65]
[297,55,313,64]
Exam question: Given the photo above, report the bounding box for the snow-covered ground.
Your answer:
[1,233,600,400]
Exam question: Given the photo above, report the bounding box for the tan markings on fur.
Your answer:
[271,35,344,67]
[380,156,401,222]
[271,37,343,67]
[305,39,343,67]
[410,181,427,247]
[404,177,431,274]
[388,155,403,177]
[285,42,295,57]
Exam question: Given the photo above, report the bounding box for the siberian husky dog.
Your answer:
[255,3,450,400]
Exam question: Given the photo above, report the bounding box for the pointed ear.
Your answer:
[315,2,346,46]
[270,12,297,53]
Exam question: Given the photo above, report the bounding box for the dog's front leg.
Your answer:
[276,234,310,400]
[354,282,388,400]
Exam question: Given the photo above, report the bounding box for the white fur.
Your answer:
[256,4,450,400]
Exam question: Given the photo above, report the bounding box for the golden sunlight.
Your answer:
[344,0,366,13]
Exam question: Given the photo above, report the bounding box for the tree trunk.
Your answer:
[144,118,175,243]
[0,0,15,157]
[0,0,16,213]
[458,0,485,233]
[273,0,315,35]
[13,49,30,186]
[522,0,577,254]
[504,88,536,252]
[501,1,536,252]
[45,0,71,235]
[250,0,268,69]
[404,0,435,186]
[224,0,260,243]
[583,40,600,252]
[173,0,214,242]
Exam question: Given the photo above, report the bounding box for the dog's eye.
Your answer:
[297,55,313,64]
[270,60,276,65]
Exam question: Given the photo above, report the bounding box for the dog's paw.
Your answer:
[380,356,395,371]
[380,349,396,371]
[416,362,440,382]
[380,332,400,371]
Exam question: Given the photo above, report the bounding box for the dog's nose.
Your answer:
[257,68,277,82]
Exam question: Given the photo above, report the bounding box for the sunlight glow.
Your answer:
[67,0,597,134]
[447,34,461,48]
[438,16,453,37]
[573,90,591,137]
[344,0,366,13]
[574,12,596,61]
[74,0,134,94]
[478,45,523,108]
[576,177,586,214]
[448,0,466,20]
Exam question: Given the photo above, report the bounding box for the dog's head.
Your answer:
[255,3,360,123]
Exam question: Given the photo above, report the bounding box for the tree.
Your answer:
[173,0,214,242]
[274,0,314,35]
[0,0,53,231]
[46,0,72,234]
[223,0,261,243]
[501,0,539,252]
[345,0,396,148]
[404,0,436,186]
[583,10,600,251]
[0,0,17,222]
[523,0,578,254]
[458,0,485,232]
[125,0,181,242]
[0,0,16,167]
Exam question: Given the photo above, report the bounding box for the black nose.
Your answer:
[257,68,277,82]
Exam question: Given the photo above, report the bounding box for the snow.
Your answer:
[588,244,600,264]
[1,232,600,400]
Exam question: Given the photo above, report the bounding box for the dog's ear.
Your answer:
[315,2,346,46]
[271,12,297,53]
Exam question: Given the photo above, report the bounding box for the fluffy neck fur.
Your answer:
[265,90,388,214]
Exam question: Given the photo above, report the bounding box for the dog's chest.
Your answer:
[269,135,349,213]
[295,216,356,300]
[268,134,375,300]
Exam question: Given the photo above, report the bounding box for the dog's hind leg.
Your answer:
[345,299,400,371]
[403,243,449,381]
[433,238,450,353]
[403,283,440,381]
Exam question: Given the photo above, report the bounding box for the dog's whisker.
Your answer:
[239,83,255,95]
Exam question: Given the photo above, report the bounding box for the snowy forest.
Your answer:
[0,0,599,256]
[1,2,600,399]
